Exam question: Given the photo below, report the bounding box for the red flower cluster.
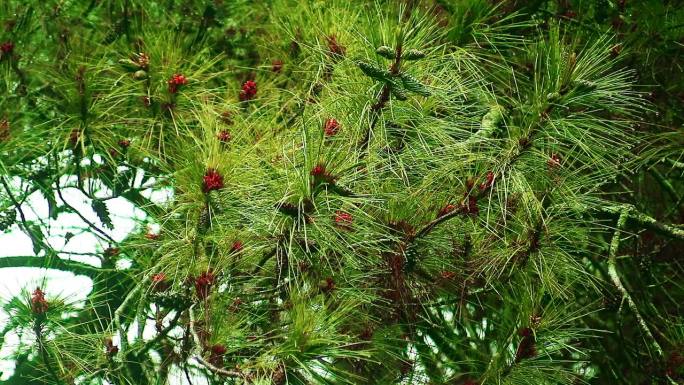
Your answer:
[326,35,346,58]
[104,338,119,357]
[320,277,335,293]
[324,118,340,136]
[167,73,188,93]
[220,111,233,125]
[311,164,326,177]
[231,240,243,252]
[272,60,283,73]
[310,164,336,184]
[118,139,131,148]
[514,327,537,362]
[479,171,495,191]
[151,272,170,292]
[209,344,227,366]
[0,41,14,55]
[0,118,9,141]
[464,195,479,216]
[334,210,353,230]
[194,271,216,300]
[547,153,561,169]
[437,204,457,218]
[440,271,456,279]
[135,52,150,69]
[217,130,231,143]
[202,169,224,193]
[69,129,81,147]
[229,297,243,312]
[31,287,49,315]
[145,232,161,240]
[239,80,257,101]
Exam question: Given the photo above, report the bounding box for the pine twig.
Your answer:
[1,176,50,252]
[113,282,143,355]
[359,39,403,154]
[34,321,64,384]
[0,256,100,278]
[187,305,246,379]
[55,183,117,244]
[606,208,664,357]
[600,204,684,241]
[135,309,185,356]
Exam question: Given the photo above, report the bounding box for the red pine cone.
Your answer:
[167,73,188,93]
[104,338,119,357]
[194,271,216,300]
[326,35,346,57]
[334,210,353,229]
[514,327,537,362]
[231,240,243,252]
[0,118,9,141]
[202,169,224,193]
[320,277,336,293]
[145,232,161,240]
[311,164,326,177]
[0,41,14,55]
[31,287,49,315]
[437,204,457,218]
[440,271,456,279]
[151,273,170,292]
[239,80,257,101]
[547,153,561,169]
[209,344,227,366]
[479,171,495,191]
[324,118,340,136]
[464,196,479,216]
[271,60,283,73]
[217,130,232,143]
[310,164,336,184]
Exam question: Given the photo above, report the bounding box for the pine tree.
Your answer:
[0,1,683,385]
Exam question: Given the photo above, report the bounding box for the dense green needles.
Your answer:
[0,1,683,385]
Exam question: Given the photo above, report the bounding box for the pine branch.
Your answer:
[0,256,100,278]
[600,204,684,241]
[135,309,186,357]
[113,282,143,355]
[359,38,404,154]
[649,167,681,203]
[33,321,63,384]
[55,182,117,244]
[1,176,53,255]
